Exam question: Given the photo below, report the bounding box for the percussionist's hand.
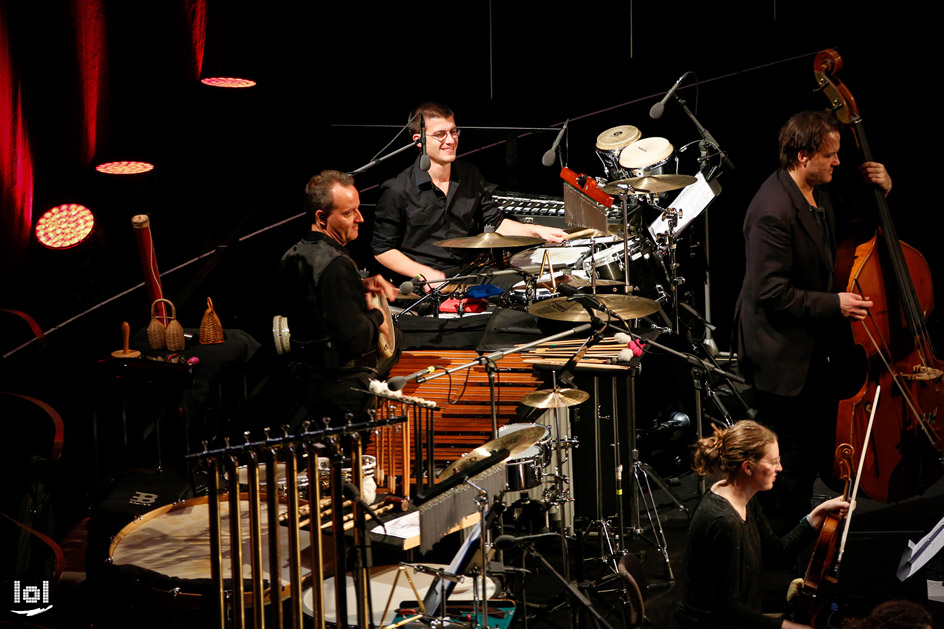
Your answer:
[532,224,567,244]
[421,268,448,293]
[363,274,399,302]
[839,292,873,321]
[860,161,892,197]
[807,496,853,530]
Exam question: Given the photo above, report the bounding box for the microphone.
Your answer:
[542,119,569,167]
[419,114,431,171]
[493,532,560,550]
[650,71,691,119]
[387,365,436,391]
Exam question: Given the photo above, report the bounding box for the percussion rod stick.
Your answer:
[351,434,373,629]
[305,440,327,629]
[246,450,266,626]
[285,443,304,629]
[328,438,349,629]
[265,447,285,629]
[207,458,225,629]
[227,455,246,629]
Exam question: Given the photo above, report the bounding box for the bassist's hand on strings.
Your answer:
[839,292,873,321]
[859,161,892,196]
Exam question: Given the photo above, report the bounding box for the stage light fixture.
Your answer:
[35,204,95,249]
[94,161,155,175]
[200,77,256,88]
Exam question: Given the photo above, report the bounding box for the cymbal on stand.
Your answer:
[528,295,661,322]
[438,426,547,479]
[520,387,590,409]
[434,232,546,249]
[601,174,698,195]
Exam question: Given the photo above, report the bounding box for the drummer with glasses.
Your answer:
[371,102,566,288]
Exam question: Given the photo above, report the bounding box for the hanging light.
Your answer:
[200,77,256,88]
[94,160,155,175]
[34,204,95,249]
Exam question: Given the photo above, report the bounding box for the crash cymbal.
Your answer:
[435,232,546,249]
[528,294,660,322]
[438,426,547,479]
[520,387,590,409]
[601,174,698,195]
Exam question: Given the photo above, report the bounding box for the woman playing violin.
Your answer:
[676,420,852,629]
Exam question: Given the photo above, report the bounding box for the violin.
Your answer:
[790,387,880,627]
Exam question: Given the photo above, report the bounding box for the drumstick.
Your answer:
[318,502,395,530]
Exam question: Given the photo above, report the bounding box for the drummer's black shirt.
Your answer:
[371,156,505,273]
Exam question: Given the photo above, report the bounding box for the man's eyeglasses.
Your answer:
[428,128,461,142]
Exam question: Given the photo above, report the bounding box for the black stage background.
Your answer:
[1,2,941,626]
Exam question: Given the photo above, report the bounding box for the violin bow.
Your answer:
[837,385,881,565]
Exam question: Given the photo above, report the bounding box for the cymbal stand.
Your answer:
[654,203,683,334]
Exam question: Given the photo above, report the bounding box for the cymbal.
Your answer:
[434,232,546,249]
[561,277,626,289]
[528,294,661,322]
[520,387,590,409]
[601,174,698,195]
[438,426,547,479]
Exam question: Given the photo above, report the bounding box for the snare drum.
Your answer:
[584,238,668,299]
[508,244,591,271]
[595,125,642,180]
[106,495,308,613]
[618,137,676,177]
[499,423,551,490]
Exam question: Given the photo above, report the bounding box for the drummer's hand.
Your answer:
[532,224,567,243]
[420,268,448,293]
[807,497,853,529]
[363,274,399,302]
[860,161,892,196]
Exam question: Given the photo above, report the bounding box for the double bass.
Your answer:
[815,49,944,502]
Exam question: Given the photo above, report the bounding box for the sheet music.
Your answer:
[648,171,721,239]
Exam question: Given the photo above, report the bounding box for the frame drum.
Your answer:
[106,495,309,612]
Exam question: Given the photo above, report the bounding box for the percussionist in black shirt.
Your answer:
[281,170,400,424]
[371,102,566,286]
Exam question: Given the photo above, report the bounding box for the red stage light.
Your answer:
[95,161,154,175]
[35,204,95,249]
[200,77,256,88]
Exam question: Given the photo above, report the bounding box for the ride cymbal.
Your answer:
[434,232,546,249]
[528,294,660,322]
[438,426,547,479]
[601,174,698,195]
[520,387,590,409]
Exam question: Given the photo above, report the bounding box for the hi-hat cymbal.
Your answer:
[601,174,698,195]
[434,232,546,249]
[438,426,547,479]
[520,387,590,409]
[528,294,660,321]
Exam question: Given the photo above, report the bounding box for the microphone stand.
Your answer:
[348,142,417,175]
[672,94,734,180]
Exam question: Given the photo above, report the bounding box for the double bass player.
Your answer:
[736,110,892,532]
